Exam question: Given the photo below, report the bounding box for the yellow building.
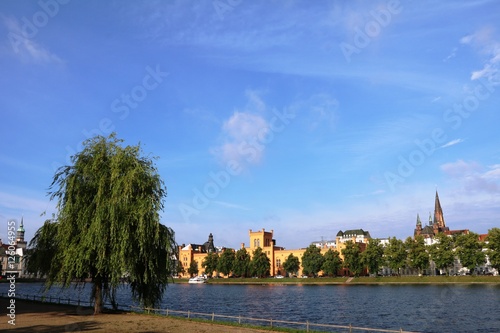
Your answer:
[178,228,370,278]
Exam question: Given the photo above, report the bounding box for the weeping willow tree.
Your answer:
[28,133,176,314]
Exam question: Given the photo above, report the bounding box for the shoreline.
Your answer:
[178,275,500,285]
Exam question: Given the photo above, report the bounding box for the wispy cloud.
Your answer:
[213,200,250,211]
[441,159,481,177]
[443,47,458,62]
[440,138,464,149]
[2,16,63,64]
[441,160,500,193]
[460,27,500,81]
[299,93,339,131]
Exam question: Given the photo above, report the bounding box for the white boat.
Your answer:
[188,275,206,284]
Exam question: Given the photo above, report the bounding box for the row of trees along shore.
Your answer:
[183,230,500,278]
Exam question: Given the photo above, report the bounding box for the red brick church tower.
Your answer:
[433,191,446,231]
[415,191,451,238]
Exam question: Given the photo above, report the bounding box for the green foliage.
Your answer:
[429,233,455,274]
[250,247,270,278]
[188,260,199,277]
[487,228,500,271]
[201,252,219,277]
[26,219,60,279]
[301,245,324,277]
[361,239,384,275]
[28,134,176,314]
[232,248,251,277]
[341,241,363,276]
[217,249,235,276]
[176,260,185,276]
[455,232,486,271]
[282,253,301,276]
[405,236,429,273]
[384,237,407,274]
[321,249,342,277]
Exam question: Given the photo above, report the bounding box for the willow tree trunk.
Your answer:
[93,276,103,315]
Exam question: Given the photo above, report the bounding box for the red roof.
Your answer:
[478,234,488,242]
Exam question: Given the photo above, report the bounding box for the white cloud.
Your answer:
[441,160,500,193]
[213,200,249,211]
[441,159,481,178]
[440,138,464,149]
[460,27,500,82]
[213,112,269,166]
[3,16,63,64]
[222,112,268,143]
[483,164,500,180]
[211,91,271,168]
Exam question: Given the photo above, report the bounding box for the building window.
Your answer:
[276,259,281,267]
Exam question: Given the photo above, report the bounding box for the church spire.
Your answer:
[434,190,445,228]
[16,216,25,242]
[416,213,422,226]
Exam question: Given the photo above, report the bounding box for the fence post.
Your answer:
[239,315,241,324]
[212,312,214,321]
[306,320,309,332]
[349,323,352,333]
[188,310,190,319]
[270,318,273,328]
[58,297,61,304]
[166,309,169,316]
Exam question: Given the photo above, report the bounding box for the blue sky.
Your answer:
[1,0,500,249]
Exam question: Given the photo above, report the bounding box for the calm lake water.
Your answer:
[3,282,499,333]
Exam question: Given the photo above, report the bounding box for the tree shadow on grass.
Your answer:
[5,321,100,333]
